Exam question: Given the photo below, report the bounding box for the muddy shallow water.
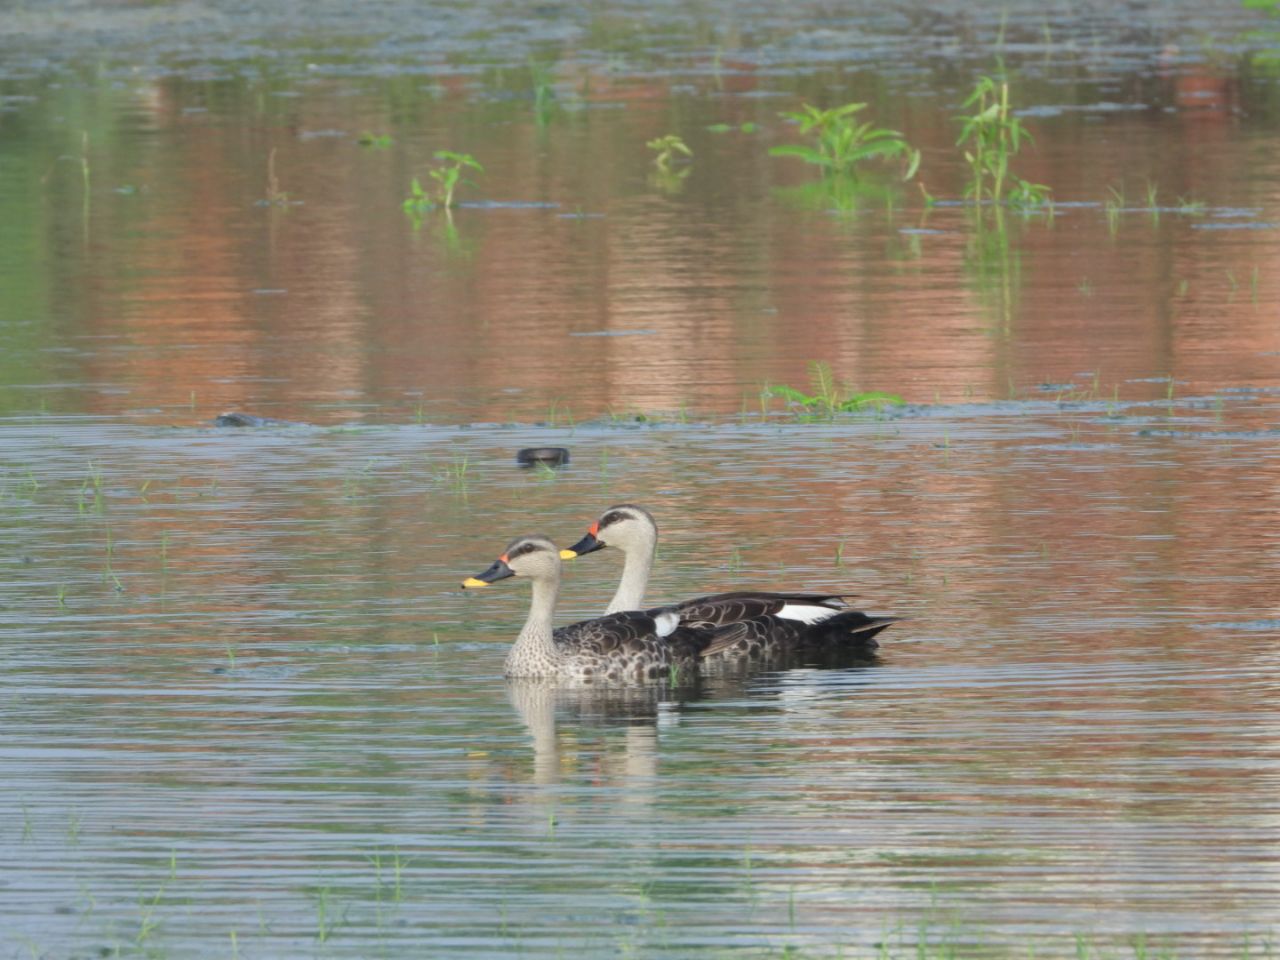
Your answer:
[2,1,1280,957]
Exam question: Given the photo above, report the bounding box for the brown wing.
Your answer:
[700,610,899,660]
[553,610,662,657]
[699,616,805,659]
[659,591,851,629]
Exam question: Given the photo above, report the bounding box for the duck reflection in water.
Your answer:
[502,646,883,789]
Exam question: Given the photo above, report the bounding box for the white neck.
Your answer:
[605,532,656,614]
[505,573,562,675]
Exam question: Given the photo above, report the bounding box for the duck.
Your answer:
[461,534,709,682]
[559,504,898,659]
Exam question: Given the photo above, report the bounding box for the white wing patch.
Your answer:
[776,603,839,625]
[653,610,680,637]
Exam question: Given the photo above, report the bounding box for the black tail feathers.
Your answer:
[804,611,901,650]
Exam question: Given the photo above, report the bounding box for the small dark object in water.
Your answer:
[517,447,570,467]
[214,412,297,428]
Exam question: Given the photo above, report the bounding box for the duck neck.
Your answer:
[507,574,562,675]
[606,536,655,614]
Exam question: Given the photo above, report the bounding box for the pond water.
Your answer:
[2,1,1279,957]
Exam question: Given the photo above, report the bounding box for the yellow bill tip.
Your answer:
[558,549,578,560]
[461,577,489,588]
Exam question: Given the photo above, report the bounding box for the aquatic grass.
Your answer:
[264,147,289,206]
[770,102,920,185]
[135,885,166,947]
[309,885,348,944]
[1145,179,1160,220]
[356,131,393,149]
[762,361,903,420]
[546,398,575,428]
[368,849,408,904]
[529,59,557,123]
[433,455,471,499]
[528,461,557,481]
[956,75,1050,210]
[1104,185,1124,236]
[78,461,105,515]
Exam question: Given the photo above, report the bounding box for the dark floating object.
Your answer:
[517,446,570,467]
[214,412,301,428]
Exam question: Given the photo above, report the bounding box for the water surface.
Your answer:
[2,1,1280,956]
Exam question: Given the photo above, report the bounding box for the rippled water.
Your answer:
[3,0,1280,956]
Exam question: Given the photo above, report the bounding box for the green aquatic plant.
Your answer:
[529,60,557,123]
[264,148,289,206]
[368,849,408,904]
[357,132,393,149]
[706,121,757,134]
[1175,195,1207,215]
[434,455,470,497]
[403,151,483,219]
[310,885,347,944]
[1243,0,1280,70]
[646,134,691,172]
[1104,184,1125,236]
[771,102,920,184]
[762,361,904,419]
[956,75,1050,209]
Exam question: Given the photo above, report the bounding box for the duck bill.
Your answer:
[560,528,606,560]
[462,556,515,588]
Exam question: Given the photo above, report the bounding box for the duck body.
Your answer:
[462,534,709,683]
[699,609,897,661]
[562,504,899,660]
[539,611,707,683]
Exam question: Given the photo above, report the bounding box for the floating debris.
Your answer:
[213,412,304,428]
[516,446,570,467]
